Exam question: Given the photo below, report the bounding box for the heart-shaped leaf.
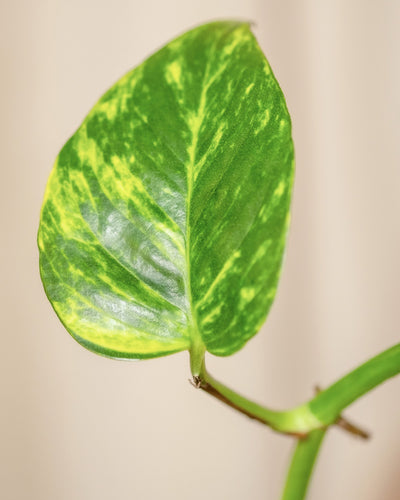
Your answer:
[38,21,294,368]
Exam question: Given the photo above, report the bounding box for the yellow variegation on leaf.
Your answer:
[38,21,294,368]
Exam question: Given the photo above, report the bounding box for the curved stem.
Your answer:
[198,362,320,436]
[281,429,326,500]
[193,342,400,436]
[308,343,400,425]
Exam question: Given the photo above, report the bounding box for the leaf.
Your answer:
[38,21,294,364]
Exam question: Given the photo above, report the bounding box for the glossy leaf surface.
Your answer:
[38,21,294,360]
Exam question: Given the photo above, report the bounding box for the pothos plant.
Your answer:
[38,21,399,499]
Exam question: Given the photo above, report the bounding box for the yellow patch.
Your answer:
[274,180,286,198]
[245,83,254,95]
[166,60,182,88]
[202,304,223,325]
[279,119,288,132]
[97,99,119,121]
[254,109,270,135]
[239,287,256,309]
[240,287,256,301]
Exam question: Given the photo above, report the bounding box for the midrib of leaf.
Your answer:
[185,58,212,363]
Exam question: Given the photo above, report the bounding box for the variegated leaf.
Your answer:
[38,21,294,365]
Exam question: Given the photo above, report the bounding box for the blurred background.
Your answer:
[1,1,399,499]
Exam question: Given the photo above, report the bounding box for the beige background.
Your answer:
[1,1,399,499]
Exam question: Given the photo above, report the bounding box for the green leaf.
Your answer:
[38,21,294,363]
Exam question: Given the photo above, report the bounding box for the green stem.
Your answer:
[308,343,400,425]
[193,342,400,436]
[198,362,320,436]
[281,429,326,500]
